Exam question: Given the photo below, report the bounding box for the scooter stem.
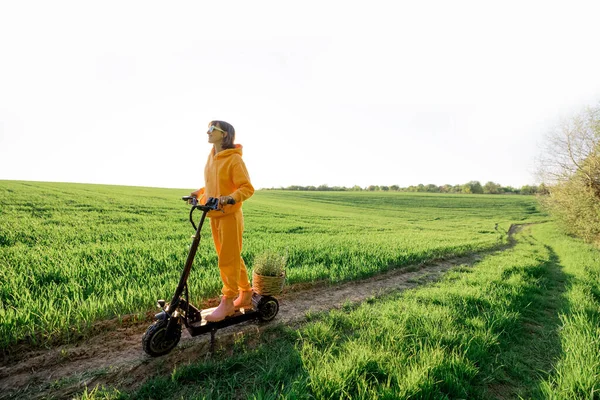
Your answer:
[168,208,209,311]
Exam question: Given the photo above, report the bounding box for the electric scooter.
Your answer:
[142,196,279,357]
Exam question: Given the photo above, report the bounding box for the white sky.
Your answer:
[1,1,600,190]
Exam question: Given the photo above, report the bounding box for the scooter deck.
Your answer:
[199,305,255,320]
[187,306,260,336]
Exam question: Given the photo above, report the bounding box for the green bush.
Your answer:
[537,104,600,244]
[540,178,600,244]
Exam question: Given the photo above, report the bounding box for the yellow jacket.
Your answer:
[195,144,254,217]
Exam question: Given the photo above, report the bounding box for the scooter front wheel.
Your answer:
[142,319,182,357]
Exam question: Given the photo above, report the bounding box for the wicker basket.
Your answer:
[252,270,285,296]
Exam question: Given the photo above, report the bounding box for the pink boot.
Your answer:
[233,290,254,310]
[205,296,235,322]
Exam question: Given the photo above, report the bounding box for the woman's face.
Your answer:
[207,123,226,145]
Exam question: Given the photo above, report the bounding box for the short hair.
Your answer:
[210,120,236,149]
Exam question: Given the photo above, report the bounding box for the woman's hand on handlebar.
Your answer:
[182,195,198,206]
[218,196,236,206]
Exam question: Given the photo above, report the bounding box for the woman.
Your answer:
[191,120,255,322]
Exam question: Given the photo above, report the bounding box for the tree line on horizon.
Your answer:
[270,103,599,244]
[269,181,545,195]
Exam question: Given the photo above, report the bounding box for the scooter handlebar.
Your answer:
[181,196,223,211]
[183,196,222,231]
[203,197,222,211]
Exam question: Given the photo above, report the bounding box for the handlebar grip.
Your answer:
[182,196,198,206]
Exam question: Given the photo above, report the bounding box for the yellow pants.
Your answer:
[209,209,251,298]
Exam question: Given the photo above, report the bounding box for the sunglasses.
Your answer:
[208,125,227,134]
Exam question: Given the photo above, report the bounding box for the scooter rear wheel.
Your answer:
[257,296,279,322]
[142,319,182,357]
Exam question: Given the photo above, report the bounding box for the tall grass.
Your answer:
[0,181,546,350]
[295,225,568,399]
[535,223,600,398]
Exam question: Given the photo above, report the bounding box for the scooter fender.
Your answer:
[154,310,168,320]
[165,314,181,340]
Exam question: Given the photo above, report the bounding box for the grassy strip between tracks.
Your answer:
[75,222,600,399]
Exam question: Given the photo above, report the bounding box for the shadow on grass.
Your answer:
[131,325,310,400]
[485,244,572,399]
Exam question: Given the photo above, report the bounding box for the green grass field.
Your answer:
[79,223,600,400]
[2,181,599,398]
[0,181,547,350]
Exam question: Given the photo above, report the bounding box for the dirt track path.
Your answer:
[0,236,518,400]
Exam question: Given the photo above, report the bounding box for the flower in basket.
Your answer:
[252,250,286,296]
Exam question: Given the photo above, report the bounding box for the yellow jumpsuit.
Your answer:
[195,144,254,299]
